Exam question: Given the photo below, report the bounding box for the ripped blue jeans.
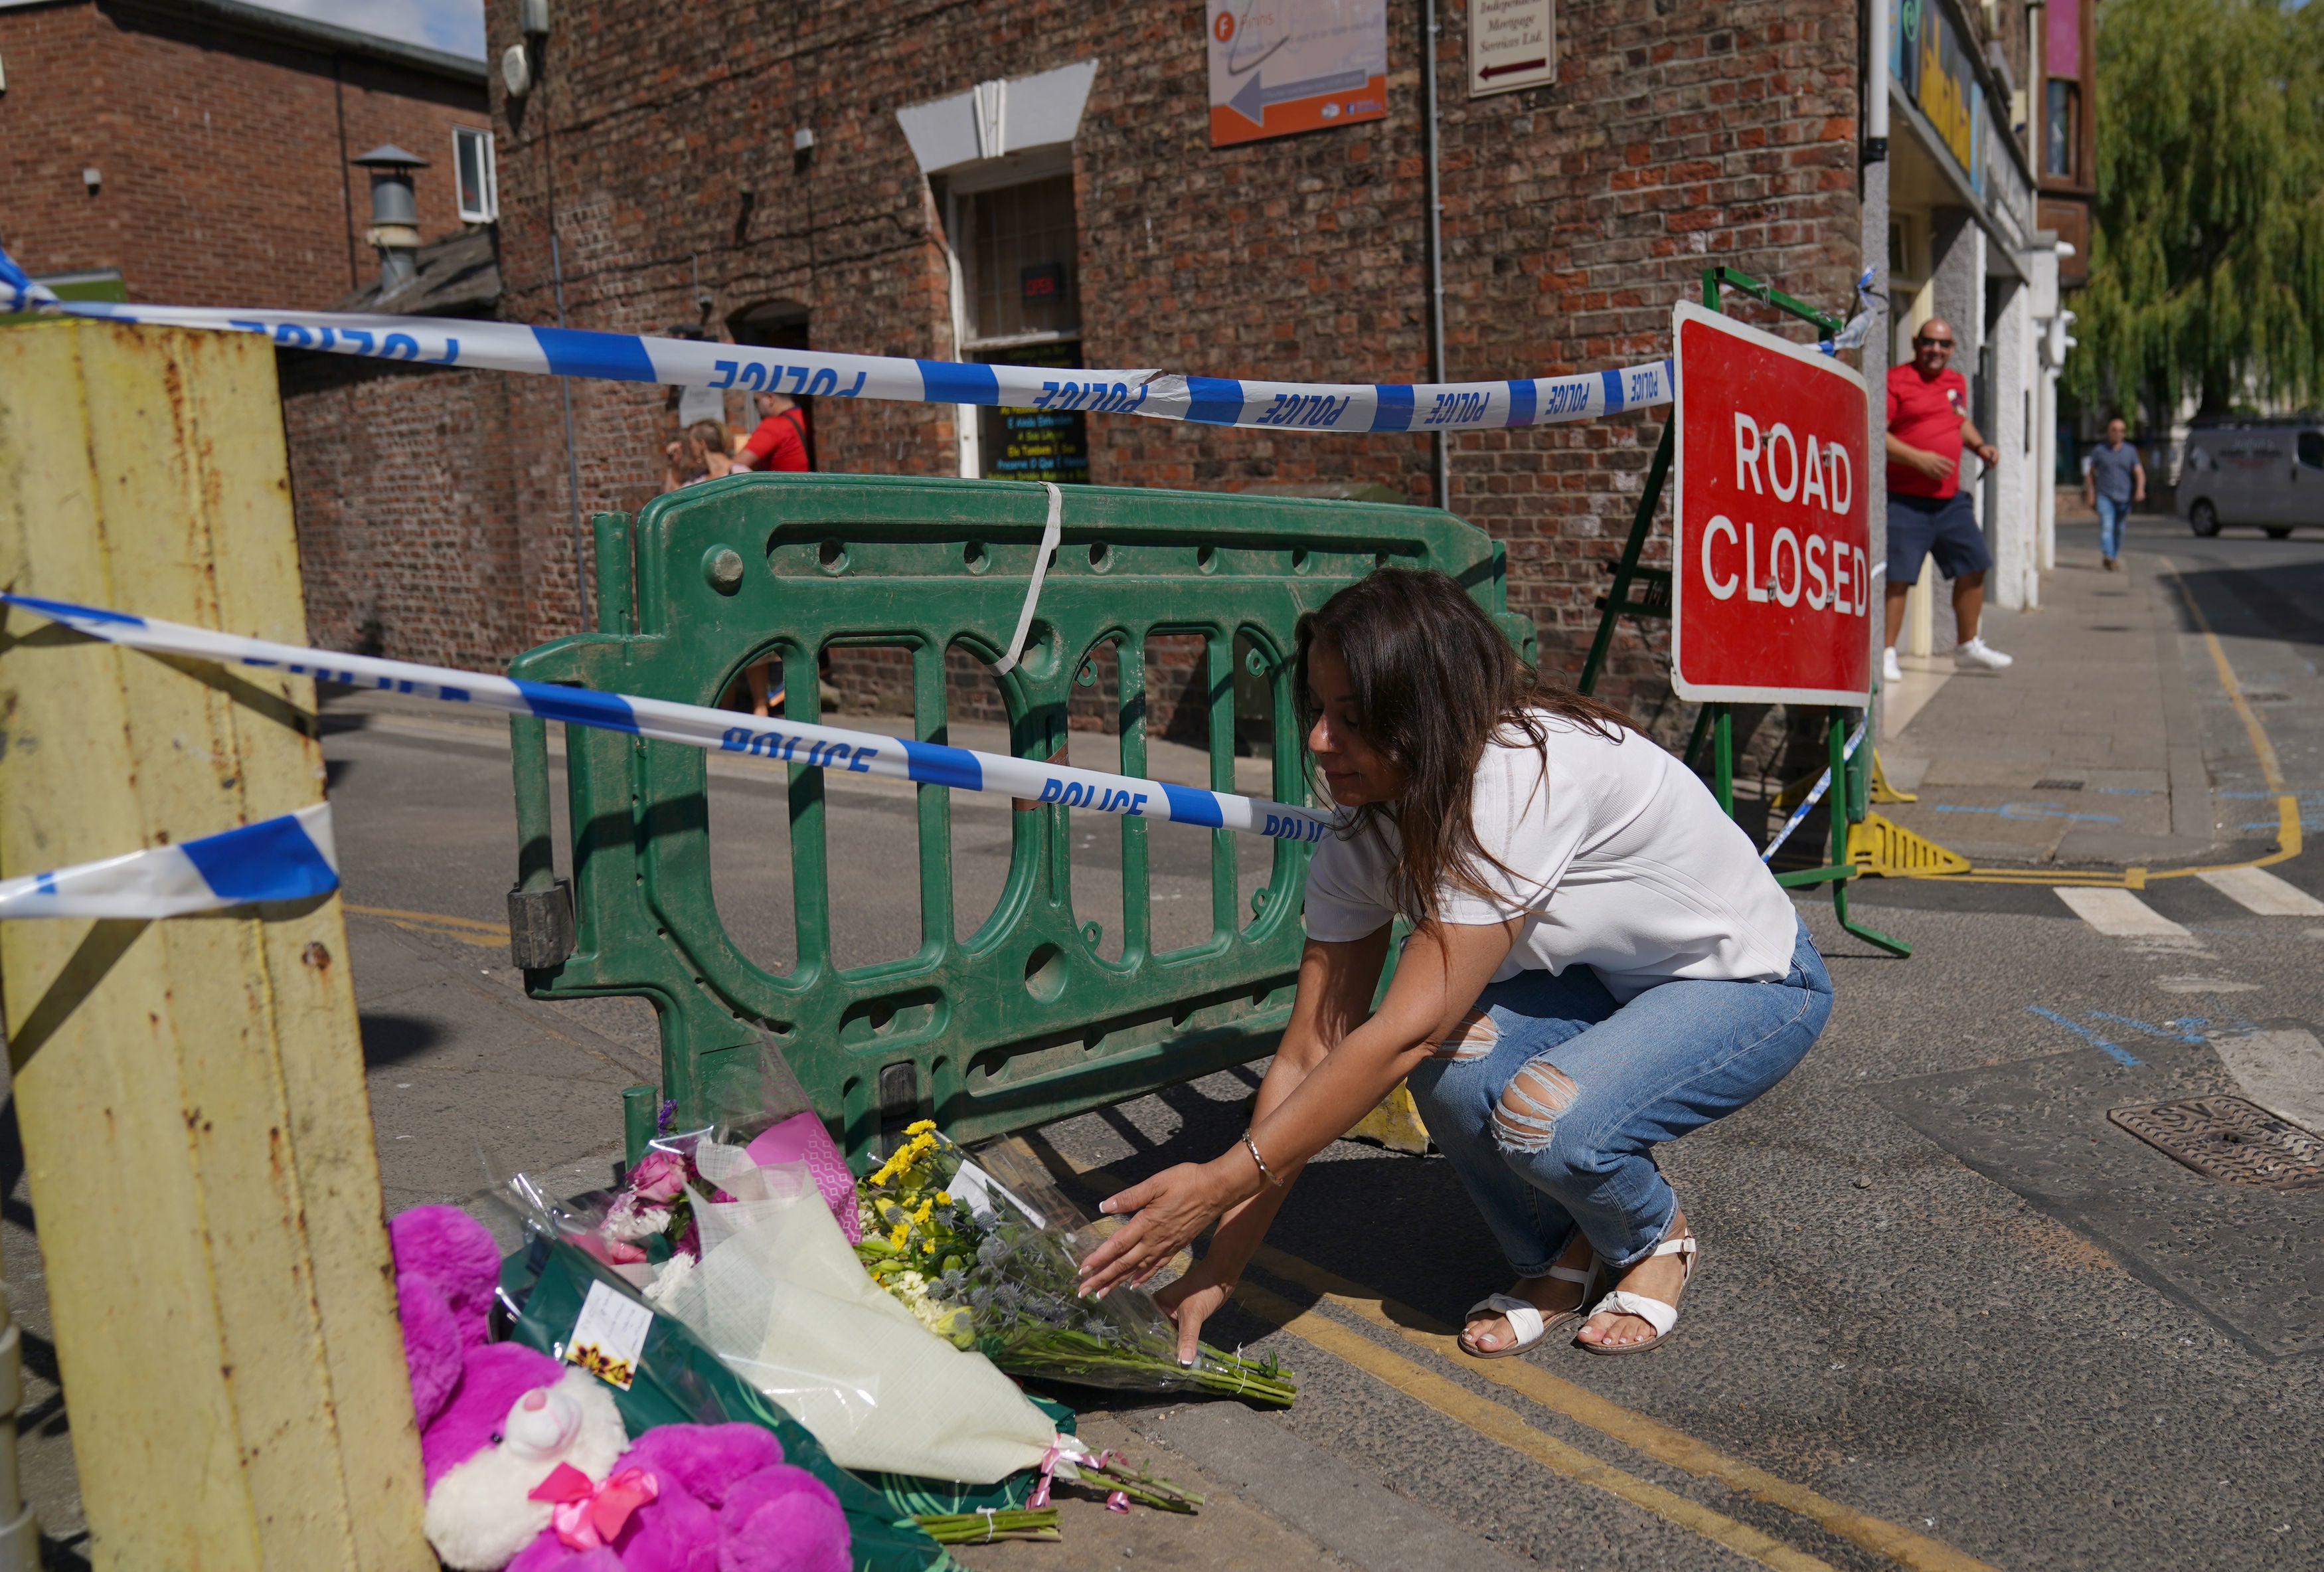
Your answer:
[1404,916,1831,1274]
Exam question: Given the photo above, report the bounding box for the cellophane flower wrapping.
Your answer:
[856,1126,1293,1407]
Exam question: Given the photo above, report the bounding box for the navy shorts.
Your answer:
[1886,491,1991,584]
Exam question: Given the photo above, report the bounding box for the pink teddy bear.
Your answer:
[391,1205,850,1572]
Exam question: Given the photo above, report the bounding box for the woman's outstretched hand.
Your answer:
[1153,1257,1237,1364]
[1075,1160,1240,1298]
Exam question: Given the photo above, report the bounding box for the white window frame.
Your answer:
[453,126,498,223]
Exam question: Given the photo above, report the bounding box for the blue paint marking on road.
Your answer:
[2085,1011,2208,1044]
[2027,1005,2143,1067]
[1930,803,2124,824]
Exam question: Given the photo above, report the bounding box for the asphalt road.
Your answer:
[6,510,2317,1570]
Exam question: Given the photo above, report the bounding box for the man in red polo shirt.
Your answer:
[729,388,811,473]
[1884,317,2009,683]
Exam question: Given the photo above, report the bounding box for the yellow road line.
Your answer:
[1232,1280,1841,1572]
[2161,556,2285,792]
[1021,1134,1997,1572]
[1249,1247,2003,1572]
[342,902,510,946]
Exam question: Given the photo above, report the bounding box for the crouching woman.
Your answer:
[1077,568,1832,1357]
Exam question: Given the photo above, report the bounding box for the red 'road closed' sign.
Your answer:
[1671,301,1872,707]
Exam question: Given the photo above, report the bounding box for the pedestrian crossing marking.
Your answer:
[2054,887,2191,938]
[2195,865,2324,918]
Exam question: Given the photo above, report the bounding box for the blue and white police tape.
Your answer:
[0,248,1670,436]
[0,802,337,918]
[1758,720,1867,863]
[1,594,1339,845]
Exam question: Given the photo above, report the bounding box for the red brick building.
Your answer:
[0,0,487,307]
[428,0,1873,720]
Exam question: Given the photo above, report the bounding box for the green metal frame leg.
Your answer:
[1825,707,1909,957]
[1712,705,1734,816]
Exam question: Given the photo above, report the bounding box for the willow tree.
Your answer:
[2072,0,2324,418]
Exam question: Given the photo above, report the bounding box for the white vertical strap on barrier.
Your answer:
[991,481,1063,676]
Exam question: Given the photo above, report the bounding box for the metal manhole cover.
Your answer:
[2108,1097,2324,1191]
[2031,778,2084,791]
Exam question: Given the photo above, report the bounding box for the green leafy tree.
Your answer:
[2072,0,2324,418]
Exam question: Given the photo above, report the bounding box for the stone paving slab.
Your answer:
[1877,549,2215,867]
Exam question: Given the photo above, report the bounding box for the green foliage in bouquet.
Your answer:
[854,1124,1295,1407]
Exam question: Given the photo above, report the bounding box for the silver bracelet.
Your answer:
[1242,1130,1284,1188]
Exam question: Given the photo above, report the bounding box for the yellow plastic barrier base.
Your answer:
[1848,812,1971,877]
[1345,1081,1432,1154]
[1867,748,1918,804]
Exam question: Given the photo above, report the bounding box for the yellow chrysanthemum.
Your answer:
[935,1191,952,1207]
[889,1221,909,1249]
[906,1119,936,1136]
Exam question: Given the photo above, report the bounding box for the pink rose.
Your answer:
[628,1150,688,1203]
[607,1238,648,1264]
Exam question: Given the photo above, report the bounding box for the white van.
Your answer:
[2177,420,2324,538]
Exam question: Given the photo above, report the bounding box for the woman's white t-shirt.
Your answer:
[1302,714,1797,1002]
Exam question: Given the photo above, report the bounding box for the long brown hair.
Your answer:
[1293,568,1640,927]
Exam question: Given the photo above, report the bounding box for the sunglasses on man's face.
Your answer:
[1915,337,1954,349]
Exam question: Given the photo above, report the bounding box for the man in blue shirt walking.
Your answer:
[2082,416,2145,571]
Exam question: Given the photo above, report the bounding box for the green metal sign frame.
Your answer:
[1578,268,1908,958]
[507,474,1529,1160]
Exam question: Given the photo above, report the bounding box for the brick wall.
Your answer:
[277,351,596,669]
[0,1,486,309]
[473,0,1863,727]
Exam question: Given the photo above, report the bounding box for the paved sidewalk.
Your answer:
[1874,530,2216,867]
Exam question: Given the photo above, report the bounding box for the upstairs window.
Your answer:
[454,126,497,222]
[2044,82,2078,180]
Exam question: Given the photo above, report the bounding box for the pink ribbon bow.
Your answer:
[528,1462,659,1550]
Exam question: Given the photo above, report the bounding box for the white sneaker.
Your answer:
[1957,637,2013,670]
[1882,647,1903,685]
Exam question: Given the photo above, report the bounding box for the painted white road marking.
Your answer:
[2196,865,2324,918]
[2054,887,2191,938]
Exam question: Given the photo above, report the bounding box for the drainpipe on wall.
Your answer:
[1420,0,1448,509]
[1867,0,1889,161]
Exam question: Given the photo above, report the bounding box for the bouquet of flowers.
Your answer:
[855,1123,1295,1407]
[598,1145,715,1265]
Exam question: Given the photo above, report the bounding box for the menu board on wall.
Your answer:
[978,340,1090,485]
[1469,0,1554,97]
[1206,0,1388,147]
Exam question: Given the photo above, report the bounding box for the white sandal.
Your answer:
[1459,1257,1601,1360]
[1578,1231,1697,1357]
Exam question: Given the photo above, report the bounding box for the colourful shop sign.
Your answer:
[1892,0,1985,195]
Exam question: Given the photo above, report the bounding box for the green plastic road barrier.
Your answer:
[509,474,1528,1162]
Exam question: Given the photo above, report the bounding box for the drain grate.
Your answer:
[2108,1097,2324,1191]
[2031,778,2085,792]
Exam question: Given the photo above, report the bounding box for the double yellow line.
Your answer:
[343,901,509,948]
[1021,1134,1998,1572]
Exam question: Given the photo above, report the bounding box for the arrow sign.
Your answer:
[1478,57,1548,78]
[1226,68,1370,127]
